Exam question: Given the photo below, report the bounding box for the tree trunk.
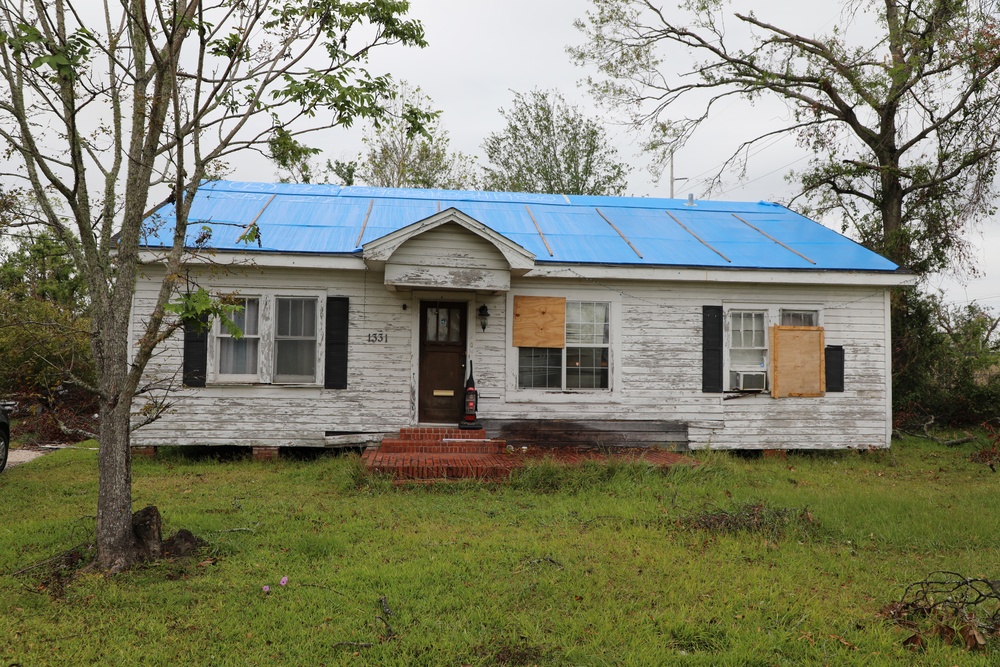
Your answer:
[95,323,139,572]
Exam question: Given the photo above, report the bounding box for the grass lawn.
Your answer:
[1,437,998,665]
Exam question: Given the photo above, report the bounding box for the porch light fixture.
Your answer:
[478,304,491,332]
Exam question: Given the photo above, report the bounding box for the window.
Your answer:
[218,298,260,378]
[729,310,768,390]
[518,301,610,390]
[518,348,562,389]
[209,294,323,385]
[781,309,818,327]
[704,305,830,395]
[274,297,317,383]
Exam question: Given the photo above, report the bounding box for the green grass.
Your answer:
[1,438,999,665]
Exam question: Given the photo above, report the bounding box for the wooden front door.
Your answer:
[419,302,468,423]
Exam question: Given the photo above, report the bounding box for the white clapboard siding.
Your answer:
[133,265,418,447]
[132,256,892,449]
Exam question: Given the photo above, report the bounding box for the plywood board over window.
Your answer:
[513,296,566,348]
[770,326,825,398]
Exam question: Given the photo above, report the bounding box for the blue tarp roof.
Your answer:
[141,181,900,272]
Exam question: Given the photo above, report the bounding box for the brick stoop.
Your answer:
[361,427,516,480]
[362,427,697,481]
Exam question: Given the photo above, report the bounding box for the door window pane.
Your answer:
[425,306,463,342]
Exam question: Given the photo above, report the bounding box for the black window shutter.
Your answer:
[182,315,209,388]
[325,297,350,389]
[825,345,845,392]
[702,305,724,393]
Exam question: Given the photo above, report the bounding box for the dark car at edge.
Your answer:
[0,404,9,472]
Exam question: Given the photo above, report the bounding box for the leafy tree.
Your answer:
[572,0,1000,274]
[330,159,359,186]
[0,292,95,405]
[0,231,94,409]
[482,90,630,195]
[0,230,87,311]
[894,291,1000,426]
[358,81,479,189]
[0,0,427,571]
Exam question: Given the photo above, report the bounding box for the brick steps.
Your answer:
[361,426,697,481]
[362,427,514,480]
[378,438,505,455]
[362,451,516,480]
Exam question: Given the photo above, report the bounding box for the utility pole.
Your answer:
[670,151,688,199]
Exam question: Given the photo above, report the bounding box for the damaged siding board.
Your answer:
[512,296,566,348]
[481,418,689,450]
[383,263,510,292]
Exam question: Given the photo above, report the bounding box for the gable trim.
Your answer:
[363,208,535,271]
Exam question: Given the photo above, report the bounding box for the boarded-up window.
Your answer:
[770,326,825,398]
[516,299,610,390]
[512,296,566,348]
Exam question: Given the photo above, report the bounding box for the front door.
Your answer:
[419,302,468,423]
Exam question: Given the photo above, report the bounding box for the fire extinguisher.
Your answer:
[460,360,481,430]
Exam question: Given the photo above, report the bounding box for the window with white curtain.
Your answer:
[212,294,321,385]
[218,297,260,377]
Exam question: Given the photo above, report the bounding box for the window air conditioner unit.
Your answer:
[734,371,767,391]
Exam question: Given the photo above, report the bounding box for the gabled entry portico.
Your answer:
[362,208,536,425]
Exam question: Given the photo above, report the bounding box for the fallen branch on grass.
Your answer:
[898,416,975,447]
[7,543,93,578]
[878,571,1000,651]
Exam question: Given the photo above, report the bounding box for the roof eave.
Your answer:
[524,263,915,287]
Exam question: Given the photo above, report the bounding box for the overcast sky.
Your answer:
[235,0,1000,309]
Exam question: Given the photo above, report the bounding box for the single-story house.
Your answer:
[131,181,912,451]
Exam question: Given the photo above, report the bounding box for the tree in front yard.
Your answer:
[0,0,427,572]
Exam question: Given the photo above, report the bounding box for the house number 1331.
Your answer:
[367,332,388,343]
